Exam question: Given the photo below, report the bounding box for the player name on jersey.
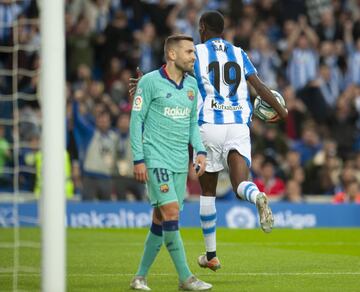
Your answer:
[211,43,228,52]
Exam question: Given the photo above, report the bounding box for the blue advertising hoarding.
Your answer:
[1,201,359,228]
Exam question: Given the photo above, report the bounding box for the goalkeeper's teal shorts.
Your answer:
[147,168,187,211]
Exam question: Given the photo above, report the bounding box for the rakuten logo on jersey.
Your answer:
[164,106,191,119]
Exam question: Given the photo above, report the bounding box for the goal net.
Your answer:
[0,1,66,291]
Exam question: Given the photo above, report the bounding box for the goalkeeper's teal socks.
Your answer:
[135,222,163,277]
[163,220,192,282]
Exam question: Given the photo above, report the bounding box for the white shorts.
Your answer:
[198,123,251,172]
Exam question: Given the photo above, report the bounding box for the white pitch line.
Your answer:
[65,241,360,247]
[1,272,360,277]
[1,241,359,248]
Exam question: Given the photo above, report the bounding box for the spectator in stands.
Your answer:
[100,10,134,69]
[0,125,10,189]
[103,57,123,92]
[109,68,133,108]
[167,3,201,44]
[334,164,358,194]
[250,152,265,180]
[303,139,341,194]
[283,179,303,203]
[19,106,41,144]
[72,64,92,90]
[282,150,301,176]
[292,123,323,166]
[114,113,145,201]
[333,179,360,203]
[3,0,360,203]
[34,151,74,199]
[286,16,319,92]
[305,0,332,27]
[277,0,306,22]
[319,40,344,92]
[67,16,97,78]
[141,0,176,38]
[232,17,253,51]
[344,20,360,85]
[355,152,360,182]
[316,8,343,42]
[250,34,281,89]
[328,96,358,160]
[72,97,118,200]
[282,85,308,140]
[88,0,112,34]
[18,132,39,192]
[252,123,288,164]
[347,38,360,86]
[134,22,162,74]
[0,0,24,46]
[292,166,305,187]
[318,61,340,111]
[71,160,83,196]
[253,158,285,197]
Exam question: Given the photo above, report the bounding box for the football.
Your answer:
[254,90,286,121]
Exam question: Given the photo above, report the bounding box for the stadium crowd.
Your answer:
[0,0,360,203]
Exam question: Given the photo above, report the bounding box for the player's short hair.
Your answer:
[164,34,194,59]
[200,11,224,34]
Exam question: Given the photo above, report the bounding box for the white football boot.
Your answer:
[197,254,221,271]
[256,192,274,233]
[179,275,212,291]
[130,276,151,291]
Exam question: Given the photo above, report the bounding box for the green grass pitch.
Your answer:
[1,228,360,291]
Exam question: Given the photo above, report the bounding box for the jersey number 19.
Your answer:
[208,61,241,97]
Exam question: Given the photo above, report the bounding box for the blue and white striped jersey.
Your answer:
[194,38,257,125]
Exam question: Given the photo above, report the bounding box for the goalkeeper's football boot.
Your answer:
[256,192,274,233]
[130,276,151,291]
[179,275,212,291]
[197,254,221,271]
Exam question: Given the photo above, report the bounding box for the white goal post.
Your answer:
[40,0,66,291]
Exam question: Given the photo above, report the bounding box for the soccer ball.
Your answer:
[254,90,286,121]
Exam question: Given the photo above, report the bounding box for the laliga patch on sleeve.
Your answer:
[133,95,143,111]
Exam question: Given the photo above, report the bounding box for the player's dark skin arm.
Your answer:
[248,74,288,121]
[129,67,143,98]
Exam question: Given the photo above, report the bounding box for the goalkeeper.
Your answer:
[129,34,212,291]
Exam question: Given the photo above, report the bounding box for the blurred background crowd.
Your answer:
[0,0,359,203]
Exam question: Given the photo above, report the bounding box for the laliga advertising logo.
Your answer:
[132,95,143,111]
[134,96,142,105]
[226,206,256,228]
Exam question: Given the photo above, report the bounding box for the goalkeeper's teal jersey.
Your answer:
[130,66,206,173]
